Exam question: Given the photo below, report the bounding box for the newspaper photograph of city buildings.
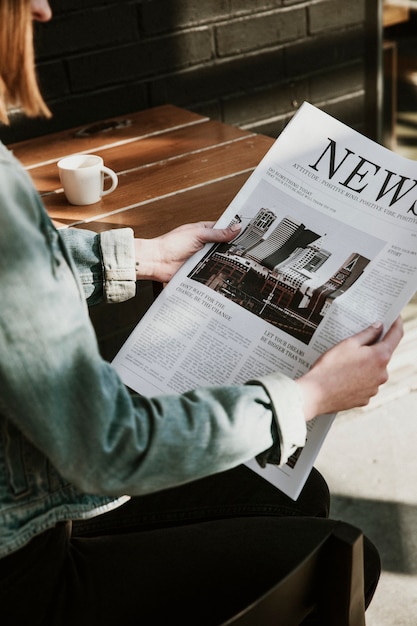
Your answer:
[189,205,374,345]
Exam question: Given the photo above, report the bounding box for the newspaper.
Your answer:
[113,102,417,499]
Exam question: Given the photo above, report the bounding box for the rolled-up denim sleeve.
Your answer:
[59,227,136,304]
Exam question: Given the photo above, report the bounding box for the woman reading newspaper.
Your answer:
[0,2,403,625]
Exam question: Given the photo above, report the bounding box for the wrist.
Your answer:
[134,238,160,281]
[295,375,324,422]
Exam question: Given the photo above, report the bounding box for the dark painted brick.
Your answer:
[35,5,139,60]
[3,83,148,144]
[319,93,366,133]
[309,63,365,101]
[285,26,365,76]
[140,0,231,34]
[248,92,366,138]
[4,0,372,145]
[215,9,307,56]
[229,0,284,11]
[37,60,69,100]
[150,48,285,107]
[243,115,291,139]
[223,80,308,126]
[309,0,365,34]
[190,101,223,122]
[67,29,213,93]
[52,0,117,13]
[47,83,149,132]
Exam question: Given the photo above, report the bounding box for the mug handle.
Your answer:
[101,166,118,196]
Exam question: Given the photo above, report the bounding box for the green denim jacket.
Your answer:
[0,142,306,558]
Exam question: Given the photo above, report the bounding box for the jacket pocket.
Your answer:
[1,419,30,497]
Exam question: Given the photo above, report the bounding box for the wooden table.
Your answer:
[10,105,273,358]
[11,105,273,238]
[383,1,410,28]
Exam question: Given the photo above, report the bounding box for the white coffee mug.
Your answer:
[57,154,118,205]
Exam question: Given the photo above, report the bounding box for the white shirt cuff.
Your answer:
[254,372,307,465]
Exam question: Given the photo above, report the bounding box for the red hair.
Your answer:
[0,0,51,124]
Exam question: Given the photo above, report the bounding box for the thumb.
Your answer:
[200,223,241,243]
[351,321,384,347]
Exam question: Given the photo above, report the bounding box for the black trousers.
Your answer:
[0,465,380,626]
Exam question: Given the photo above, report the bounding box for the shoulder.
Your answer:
[0,141,45,227]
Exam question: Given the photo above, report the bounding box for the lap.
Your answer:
[1,465,380,626]
[71,464,330,538]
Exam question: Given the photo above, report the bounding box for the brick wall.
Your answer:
[2,0,380,144]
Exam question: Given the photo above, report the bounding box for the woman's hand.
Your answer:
[296,317,404,421]
[134,221,240,283]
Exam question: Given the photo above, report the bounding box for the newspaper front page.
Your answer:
[113,102,417,499]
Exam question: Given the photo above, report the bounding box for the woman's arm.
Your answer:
[296,319,403,420]
[257,318,403,463]
[60,222,241,304]
[134,221,241,283]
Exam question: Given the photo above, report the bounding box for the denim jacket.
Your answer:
[0,142,306,559]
